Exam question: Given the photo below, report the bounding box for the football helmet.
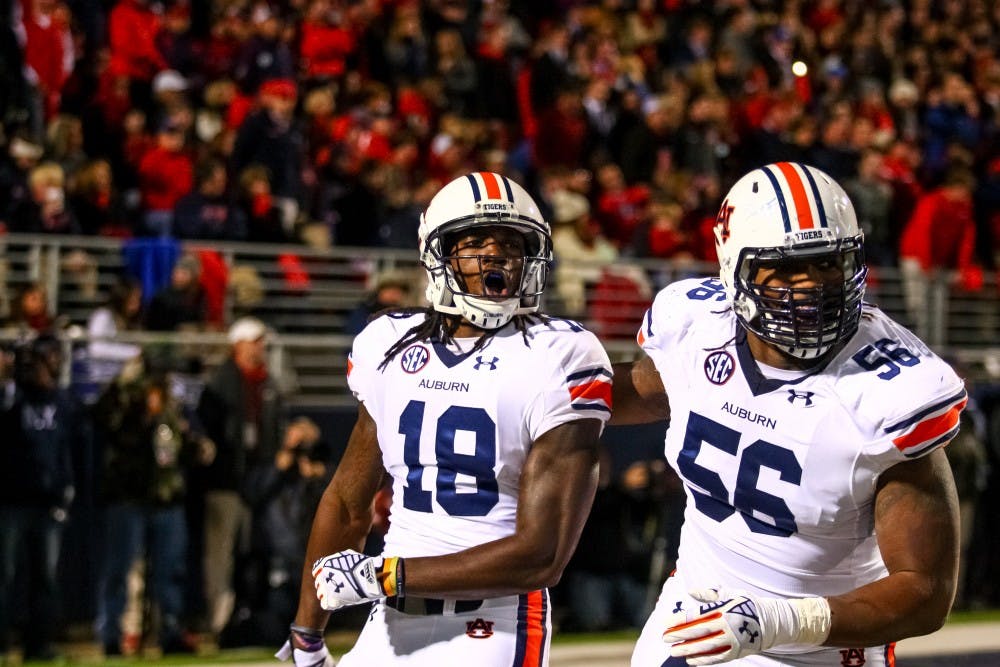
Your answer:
[418,172,553,330]
[714,162,867,359]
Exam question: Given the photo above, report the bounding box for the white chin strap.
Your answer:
[452,293,519,330]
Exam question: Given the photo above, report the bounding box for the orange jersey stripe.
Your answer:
[479,171,502,200]
[346,357,354,377]
[520,590,545,667]
[569,379,612,405]
[637,328,646,346]
[892,399,966,451]
[775,162,815,230]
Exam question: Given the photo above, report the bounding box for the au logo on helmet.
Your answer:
[716,198,735,242]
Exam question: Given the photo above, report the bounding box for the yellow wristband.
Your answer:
[380,557,401,597]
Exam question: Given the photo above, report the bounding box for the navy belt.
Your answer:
[385,596,484,615]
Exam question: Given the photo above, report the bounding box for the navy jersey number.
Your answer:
[851,338,920,380]
[398,400,499,516]
[680,412,801,536]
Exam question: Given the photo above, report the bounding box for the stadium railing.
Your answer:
[1,233,997,407]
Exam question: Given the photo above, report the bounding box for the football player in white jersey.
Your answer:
[276,172,613,667]
[613,162,966,666]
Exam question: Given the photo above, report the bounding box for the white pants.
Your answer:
[338,590,551,666]
[631,577,894,666]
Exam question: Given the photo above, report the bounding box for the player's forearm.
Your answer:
[295,487,373,628]
[401,532,574,598]
[609,360,670,425]
[824,571,955,647]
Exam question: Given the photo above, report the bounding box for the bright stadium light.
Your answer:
[792,61,808,77]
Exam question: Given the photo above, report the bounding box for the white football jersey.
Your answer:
[348,313,612,561]
[639,277,966,644]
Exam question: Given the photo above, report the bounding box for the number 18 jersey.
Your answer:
[639,277,966,606]
[348,313,612,560]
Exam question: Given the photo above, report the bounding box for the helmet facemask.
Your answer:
[421,219,552,330]
[733,238,867,360]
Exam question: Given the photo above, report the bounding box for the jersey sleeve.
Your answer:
[638,277,725,373]
[346,315,395,405]
[523,324,613,442]
[856,313,968,467]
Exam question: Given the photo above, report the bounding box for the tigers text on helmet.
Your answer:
[714,162,867,360]
[418,172,553,330]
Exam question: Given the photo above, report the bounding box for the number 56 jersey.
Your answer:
[640,277,967,603]
[348,313,612,559]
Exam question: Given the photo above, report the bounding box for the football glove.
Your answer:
[275,627,335,667]
[312,549,404,611]
[662,588,831,665]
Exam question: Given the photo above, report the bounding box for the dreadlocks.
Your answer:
[376,307,550,371]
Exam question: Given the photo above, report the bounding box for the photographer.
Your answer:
[240,417,331,645]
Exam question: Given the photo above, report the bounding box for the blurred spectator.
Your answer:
[551,189,617,317]
[939,364,990,611]
[241,416,330,644]
[4,282,56,335]
[6,161,80,234]
[0,134,45,224]
[145,254,207,332]
[230,79,303,234]
[92,365,203,655]
[636,200,691,259]
[844,149,895,265]
[107,0,168,112]
[899,168,980,340]
[44,114,87,181]
[234,3,295,96]
[174,158,247,241]
[67,159,129,237]
[298,0,355,84]
[235,165,290,244]
[594,161,650,248]
[16,0,75,130]
[343,270,414,335]
[137,118,194,237]
[194,317,285,643]
[0,334,89,661]
[561,450,662,632]
[87,275,144,369]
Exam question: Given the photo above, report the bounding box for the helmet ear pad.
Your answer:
[714,163,868,359]
[418,173,553,330]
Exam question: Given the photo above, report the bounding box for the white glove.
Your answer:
[312,549,403,611]
[275,634,335,667]
[662,588,831,666]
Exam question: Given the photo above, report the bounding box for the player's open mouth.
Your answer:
[482,270,510,297]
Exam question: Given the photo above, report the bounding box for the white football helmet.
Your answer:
[418,172,553,330]
[714,162,867,359]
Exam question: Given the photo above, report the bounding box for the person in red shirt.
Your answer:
[137,119,194,236]
[17,0,74,123]
[899,168,980,341]
[108,0,167,82]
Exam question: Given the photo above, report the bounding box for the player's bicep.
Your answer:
[515,418,602,568]
[874,447,960,596]
[610,353,669,425]
[313,402,386,546]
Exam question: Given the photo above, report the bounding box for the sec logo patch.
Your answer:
[704,351,735,385]
[400,344,430,373]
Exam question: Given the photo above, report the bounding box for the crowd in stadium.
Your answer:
[1,0,1000,662]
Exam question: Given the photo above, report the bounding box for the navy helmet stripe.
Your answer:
[466,174,482,202]
[797,163,828,228]
[760,166,791,233]
[500,174,515,202]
